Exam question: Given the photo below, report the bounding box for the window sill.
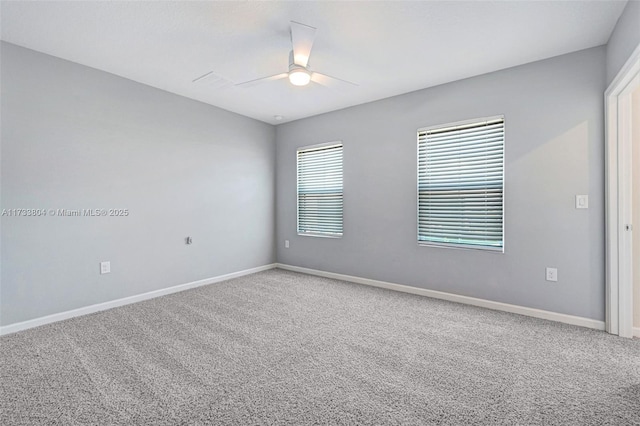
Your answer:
[418,241,504,254]
[298,232,343,239]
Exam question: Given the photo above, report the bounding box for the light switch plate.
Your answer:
[100,261,111,274]
[576,195,589,209]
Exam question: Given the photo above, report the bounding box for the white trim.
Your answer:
[0,263,277,336]
[276,263,605,331]
[605,86,619,335]
[634,327,640,339]
[605,41,640,337]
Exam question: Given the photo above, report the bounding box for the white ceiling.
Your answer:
[1,1,628,124]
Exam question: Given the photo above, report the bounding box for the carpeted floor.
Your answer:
[1,269,639,425]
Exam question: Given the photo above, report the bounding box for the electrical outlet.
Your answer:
[100,261,111,275]
[185,236,192,245]
[576,195,589,209]
[545,267,558,282]
[285,240,290,248]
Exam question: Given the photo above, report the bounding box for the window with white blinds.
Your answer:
[297,142,343,237]
[418,116,504,251]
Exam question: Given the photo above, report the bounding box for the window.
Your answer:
[297,142,343,237]
[418,116,504,251]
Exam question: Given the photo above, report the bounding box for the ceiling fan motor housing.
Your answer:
[288,51,308,70]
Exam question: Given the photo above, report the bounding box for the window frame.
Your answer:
[296,141,344,238]
[416,115,505,253]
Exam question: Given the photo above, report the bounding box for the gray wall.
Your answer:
[1,43,276,326]
[606,0,640,86]
[276,47,606,321]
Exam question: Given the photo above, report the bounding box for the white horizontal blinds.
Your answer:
[418,117,504,249]
[297,143,343,236]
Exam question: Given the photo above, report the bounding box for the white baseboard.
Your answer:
[0,263,277,336]
[2,262,606,337]
[276,263,605,331]
[634,327,640,338]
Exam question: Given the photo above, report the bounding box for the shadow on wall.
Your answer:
[511,121,590,204]
[505,121,602,313]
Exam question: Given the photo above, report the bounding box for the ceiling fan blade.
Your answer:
[311,72,358,89]
[236,73,288,88]
[192,71,216,83]
[192,71,234,89]
[290,21,316,67]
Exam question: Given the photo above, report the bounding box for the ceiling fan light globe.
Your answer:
[289,69,311,86]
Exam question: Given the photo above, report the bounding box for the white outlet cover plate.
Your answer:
[576,195,589,209]
[100,261,111,274]
[546,267,558,282]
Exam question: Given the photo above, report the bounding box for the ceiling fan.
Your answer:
[235,21,357,89]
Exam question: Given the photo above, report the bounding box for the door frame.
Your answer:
[605,43,640,338]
